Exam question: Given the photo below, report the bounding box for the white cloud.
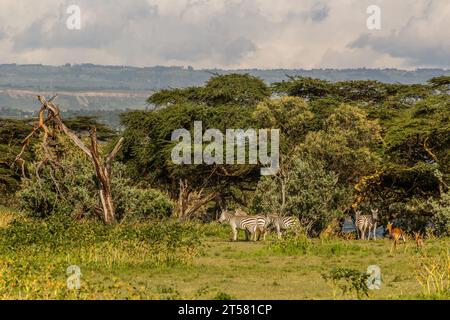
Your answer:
[0,0,448,68]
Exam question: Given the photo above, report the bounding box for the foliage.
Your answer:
[253,96,315,152]
[252,156,348,234]
[64,116,116,140]
[302,104,383,183]
[415,250,450,298]
[0,214,202,265]
[120,101,260,216]
[322,267,370,299]
[0,119,33,202]
[148,73,271,107]
[272,76,432,104]
[214,292,235,300]
[268,228,312,255]
[16,137,173,221]
[429,193,450,237]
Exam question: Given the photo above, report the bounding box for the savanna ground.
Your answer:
[1,206,449,300]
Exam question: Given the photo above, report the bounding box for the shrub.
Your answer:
[16,141,99,218]
[0,215,202,267]
[117,187,173,220]
[16,139,174,221]
[429,193,450,237]
[415,251,450,298]
[252,156,349,235]
[214,292,235,300]
[268,228,312,256]
[322,267,370,300]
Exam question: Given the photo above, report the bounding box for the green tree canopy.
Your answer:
[148,73,271,107]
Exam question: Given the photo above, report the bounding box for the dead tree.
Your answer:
[177,179,218,221]
[15,95,124,225]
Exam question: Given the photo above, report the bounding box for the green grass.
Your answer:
[0,212,449,300]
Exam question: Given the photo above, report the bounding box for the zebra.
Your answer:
[253,215,272,241]
[355,209,379,240]
[219,210,259,241]
[266,214,300,239]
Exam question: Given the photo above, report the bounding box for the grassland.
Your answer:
[0,206,449,300]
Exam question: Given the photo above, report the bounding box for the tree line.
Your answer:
[0,74,449,236]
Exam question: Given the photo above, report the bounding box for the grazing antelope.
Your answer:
[386,222,406,251]
[355,209,379,240]
[414,232,424,250]
[266,214,300,239]
[219,210,258,241]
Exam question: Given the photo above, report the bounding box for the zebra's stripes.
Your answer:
[355,209,379,240]
[253,215,272,241]
[219,211,301,241]
[219,211,259,241]
[267,214,300,239]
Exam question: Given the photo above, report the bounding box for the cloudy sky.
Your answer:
[0,0,449,69]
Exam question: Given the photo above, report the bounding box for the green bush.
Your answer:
[15,138,174,221]
[429,192,450,236]
[0,215,203,266]
[113,165,174,221]
[268,229,312,256]
[322,267,370,300]
[214,292,235,300]
[16,141,99,218]
[252,156,349,235]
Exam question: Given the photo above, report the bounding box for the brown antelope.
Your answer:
[386,222,406,251]
[413,232,424,250]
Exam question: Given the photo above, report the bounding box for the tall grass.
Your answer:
[0,214,203,299]
[415,250,450,298]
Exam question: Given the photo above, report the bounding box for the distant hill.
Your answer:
[0,64,449,112]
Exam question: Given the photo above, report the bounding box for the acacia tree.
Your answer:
[15,95,124,224]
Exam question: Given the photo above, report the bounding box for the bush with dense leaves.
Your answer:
[16,138,174,221]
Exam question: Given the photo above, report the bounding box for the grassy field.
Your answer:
[0,206,449,300]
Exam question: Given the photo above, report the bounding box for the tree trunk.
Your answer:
[16,95,124,225]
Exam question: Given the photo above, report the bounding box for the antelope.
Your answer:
[386,222,406,251]
[413,232,424,250]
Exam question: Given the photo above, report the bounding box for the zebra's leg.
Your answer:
[232,227,238,241]
[277,226,282,240]
[373,223,377,240]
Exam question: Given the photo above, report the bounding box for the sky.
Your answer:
[0,0,449,69]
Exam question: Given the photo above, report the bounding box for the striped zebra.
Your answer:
[219,210,259,241]
[253,215,272,241]
[267,214,300,239]
[355,209,379,240]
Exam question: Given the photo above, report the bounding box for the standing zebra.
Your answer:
[253,215,272,241]
[355,209,379,240]
[267,214,300,239]
[219,211,259,241]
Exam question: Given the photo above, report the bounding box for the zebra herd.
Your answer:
[219,208,410,247]
[219,210,300,241]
